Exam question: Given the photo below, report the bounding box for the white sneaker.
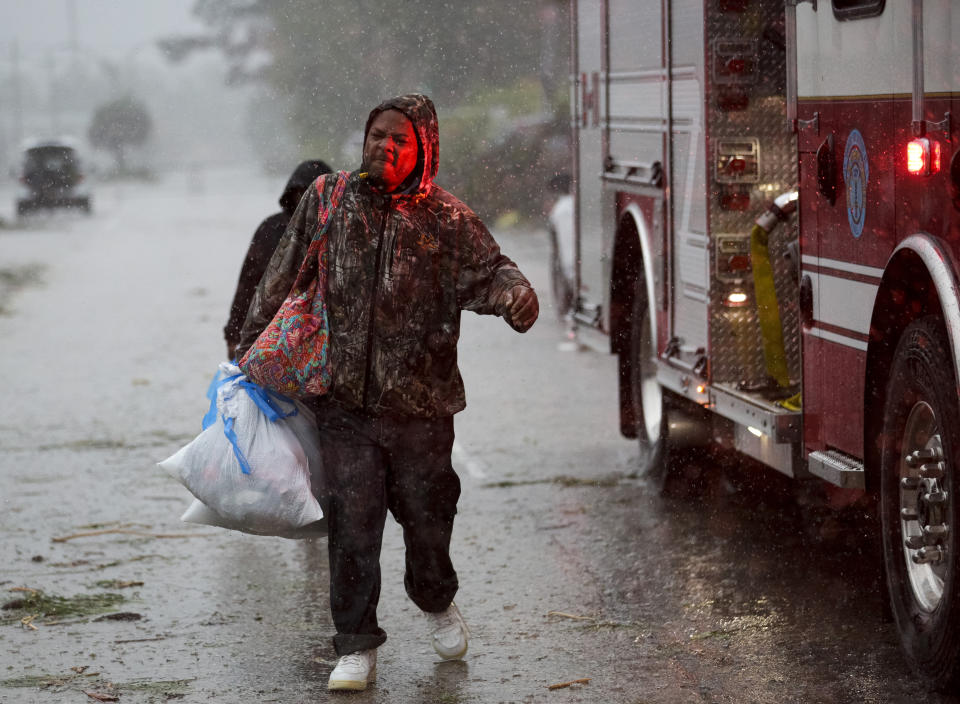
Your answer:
[327,649,377,691]
[426,602,469,660]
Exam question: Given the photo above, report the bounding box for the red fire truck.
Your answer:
[566,0,960,690]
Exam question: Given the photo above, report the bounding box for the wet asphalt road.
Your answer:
[1,168,958,703]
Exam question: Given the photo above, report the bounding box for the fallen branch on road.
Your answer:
[114,635,167,644]
[546,610,595,622]
[547,678,591,690]
[96,580,144,589]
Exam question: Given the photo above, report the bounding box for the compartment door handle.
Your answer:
[816,134,837,206]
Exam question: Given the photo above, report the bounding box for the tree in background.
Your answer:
[88,97,153,175]
[161,0,569,221]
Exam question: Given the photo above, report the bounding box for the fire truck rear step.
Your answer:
[806,450,866,490]
[708,383,803,476]
[711,383,800,444]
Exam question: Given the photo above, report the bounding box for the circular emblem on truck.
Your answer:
[843,129,869,238]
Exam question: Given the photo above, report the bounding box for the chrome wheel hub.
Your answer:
[899,401,950,612]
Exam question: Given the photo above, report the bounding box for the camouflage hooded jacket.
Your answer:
[236,94,533,418]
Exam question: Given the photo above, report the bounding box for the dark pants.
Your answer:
[313,403,461,656]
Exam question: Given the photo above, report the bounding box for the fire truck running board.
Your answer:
[806,450,866,490]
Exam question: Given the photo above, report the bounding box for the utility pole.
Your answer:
[47,49,59,134]
[12,39,23,149]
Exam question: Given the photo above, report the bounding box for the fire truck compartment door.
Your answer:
[668,4,709,355]
[796,2,898,458]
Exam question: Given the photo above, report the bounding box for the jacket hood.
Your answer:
[279,159,333,213]
[363,93,439,195]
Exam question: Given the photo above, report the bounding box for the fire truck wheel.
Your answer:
[880,315,960,692]
[548,227,574,321]
[630,269,668,488]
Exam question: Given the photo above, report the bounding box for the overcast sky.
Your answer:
[0,0,205,62]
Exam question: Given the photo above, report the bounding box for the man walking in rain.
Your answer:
[236,93,539,691]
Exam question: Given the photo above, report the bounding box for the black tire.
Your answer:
[548,226,574,322]
[630,268,669,488]
[880,315,960,692]
[16,200,32,217]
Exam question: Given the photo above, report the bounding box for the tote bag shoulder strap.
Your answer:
[313,170,349,242]
[288,170,347,290]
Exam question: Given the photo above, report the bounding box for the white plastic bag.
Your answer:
[159,363,326,537]
[179,498,326,539]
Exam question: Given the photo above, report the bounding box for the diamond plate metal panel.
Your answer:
[704,1,800,387]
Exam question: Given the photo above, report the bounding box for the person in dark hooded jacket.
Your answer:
[236,94,538,691]
[223,159,332,359]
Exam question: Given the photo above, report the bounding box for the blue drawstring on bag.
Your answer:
[202,368,298,474]
[201,369,228,431]
[236,379,298,423]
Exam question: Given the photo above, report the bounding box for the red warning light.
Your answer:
[725,58,746,74]
[907,137,941,176]
[720,192,751,211]
[907,140,926,174]
[726,158,747,174]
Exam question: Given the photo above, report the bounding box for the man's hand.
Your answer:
[499,285,539,333]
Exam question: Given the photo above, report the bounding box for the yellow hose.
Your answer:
[777,391,802,411]
[749,223,791,388]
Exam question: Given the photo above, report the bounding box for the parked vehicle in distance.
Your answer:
[17,140,92,216]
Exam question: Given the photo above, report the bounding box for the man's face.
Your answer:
[363,109,418,193]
